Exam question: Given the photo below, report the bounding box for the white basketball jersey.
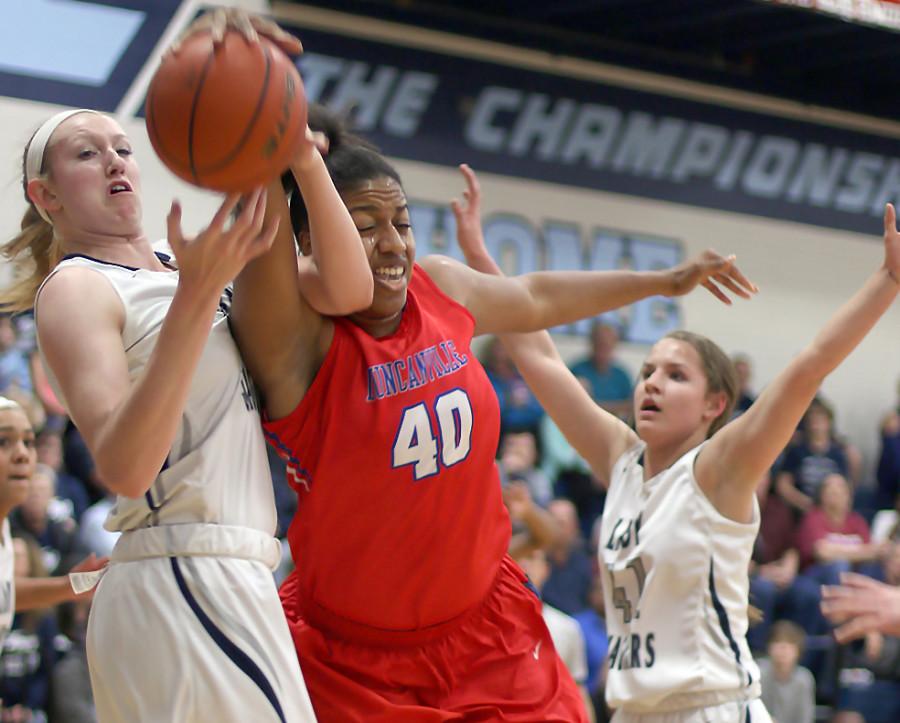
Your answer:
[600,442,761,714]
[36,254,276,536]
[0,519,14,649]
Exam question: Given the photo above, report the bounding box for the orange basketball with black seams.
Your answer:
[146,29,307,192]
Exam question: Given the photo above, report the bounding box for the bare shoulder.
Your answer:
[36,266,124,341]
[418,254,470,302]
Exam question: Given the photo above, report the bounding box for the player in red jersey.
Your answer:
[230,102,753,722]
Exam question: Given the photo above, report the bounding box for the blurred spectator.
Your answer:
[0,535,58,723]
[62,421,104,505]
[77,492,118,559]
[732,353,756,416]
[796,473,885,587]
[35,430,89,524]
[504,480,559,560]
[541,498,594,616]
[482,336,545,434]
[9,466,81,575]
[28,351,66,429]
[749,473,821,649]
[876,382,900,512]
[0,315,33,396]
[516,546,594,723]
[776,398,854,516]
[568,322,632,420]
[758,620,815,723]
[573,574,609,709]
[871,492,900,544]
[50,597,94,723]
[497,430,553,508]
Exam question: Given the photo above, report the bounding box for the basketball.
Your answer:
[145,29,307,193]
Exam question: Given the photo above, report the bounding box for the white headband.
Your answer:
[26,109,98,223]
[0,395,22,412]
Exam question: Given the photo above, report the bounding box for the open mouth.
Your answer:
[640,400,661,413]
[109,182,132,195]
[373,265,405,283]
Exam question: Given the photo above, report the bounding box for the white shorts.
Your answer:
[86,525,316,723]
[612,698,772,723]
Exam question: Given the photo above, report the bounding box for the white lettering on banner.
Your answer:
[408,201,681,344]
[297,49,900,224]
[299,53,439,138]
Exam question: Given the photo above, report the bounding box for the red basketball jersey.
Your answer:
[265,265,510,632]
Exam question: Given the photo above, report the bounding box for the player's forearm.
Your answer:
[520,270,671,331]
[15,575,76,610]
[293,152,373,314]
[92,285,220,497]
[793,269,897,385]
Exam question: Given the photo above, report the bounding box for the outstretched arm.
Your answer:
[697,205,900,523]
[822,572,900,642]
[450,165,637,483]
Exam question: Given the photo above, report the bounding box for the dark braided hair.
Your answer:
[283,104,403,236]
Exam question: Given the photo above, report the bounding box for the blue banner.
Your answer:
[286,23,900,236]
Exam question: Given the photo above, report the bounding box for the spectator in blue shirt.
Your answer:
[568,322,632,420]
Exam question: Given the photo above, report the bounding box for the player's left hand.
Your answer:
[881,203,900,287]
[451,164,488,262]
[171,8,303,57]
[667,249,758,304]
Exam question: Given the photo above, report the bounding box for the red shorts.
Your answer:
[280,555,588,722]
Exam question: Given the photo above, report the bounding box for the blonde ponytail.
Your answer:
[0,204,63,312]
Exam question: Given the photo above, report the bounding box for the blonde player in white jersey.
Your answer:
[454,164,900,722]
[0,76,372,721]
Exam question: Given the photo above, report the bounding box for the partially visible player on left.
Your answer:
[0,395,105,649]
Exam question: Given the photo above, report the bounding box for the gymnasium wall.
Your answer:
[0,0,897,470]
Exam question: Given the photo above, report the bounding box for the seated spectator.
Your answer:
[0,315,33,396]
[541,498,594,616]
[9,466,82,574]
[876,385,900,512]
[35,429,89,523]
[777,398,855,516]
[732,353,756,416]
[504,480,559,560]
[29,351,66,431]
[498,430,553,508]
[831,546,900,723]
[482,336,545,434]
[758,620,815,723]
[0,534,58,723]
[50,597,94,723]
[516,546,594,723]
[871,492,900,544]
[76,493,118,559]
[568,321,632,420]
[796,473,886,588]
[749,472,821,649]
[62,421,104,505]
[573,574,609,716]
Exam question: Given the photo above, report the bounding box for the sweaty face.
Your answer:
[40,113,142,237]
[342,177,415,337]
[0,407,37,510]
[634,338,722,448]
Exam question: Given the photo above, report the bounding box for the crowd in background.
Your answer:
[0,308,898,723]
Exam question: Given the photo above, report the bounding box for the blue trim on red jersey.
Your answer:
[170,557,286,723]
[263,428,313,489]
